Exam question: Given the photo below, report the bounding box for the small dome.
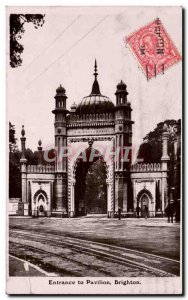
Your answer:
[38,139,42,146]
[71,102,77,109]
[70,102,77,112]
[76,94,114,114]
[56,84,66,96]
[117,80,127,90]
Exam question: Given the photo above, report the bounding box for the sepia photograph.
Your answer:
[7,5,182,295]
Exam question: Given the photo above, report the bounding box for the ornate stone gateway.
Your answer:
[67,138,114,217]
[19,61,170,218]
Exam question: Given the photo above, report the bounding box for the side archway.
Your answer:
[137,188,153,217]
[33,189,48,202]
[33,189,48,216]
[137,188,153,202]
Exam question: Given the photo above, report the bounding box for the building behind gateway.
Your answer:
[19,61,171,218]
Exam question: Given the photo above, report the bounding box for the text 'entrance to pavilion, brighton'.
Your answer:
[74,147,107,217]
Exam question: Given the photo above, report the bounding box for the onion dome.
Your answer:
[56,84,66,95]
[53,83,68,114]
[38,139,42,146]
[76,60,114,114]
[117,80,127,90]
[70,102,77,112]
[115,80,128,97]
[55,84,67,100]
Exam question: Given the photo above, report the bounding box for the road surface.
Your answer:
[9,216,180,277]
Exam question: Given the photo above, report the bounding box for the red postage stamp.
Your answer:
[125,18,181,80]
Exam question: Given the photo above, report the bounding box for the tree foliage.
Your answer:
[137,119,181,163]
[9,122,42,197]
[9,122,17,152]
[10,14,45,68]
[9,122,21,197]
[25,148,39,165]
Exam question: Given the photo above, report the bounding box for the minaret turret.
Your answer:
[52,84,68,172]
[114,81,134,214]
[52,84,68,216]
[54,84,67,111]
[115,81,134,170]
[20,125,28,207]
[161,123,170,211]
[115,80,128,106]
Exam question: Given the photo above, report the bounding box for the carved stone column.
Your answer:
[161,124,170,212]
[69,179,75,217]
[20,126,27,204]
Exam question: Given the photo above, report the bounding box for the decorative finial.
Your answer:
[163,123,168,132]
[93,59,98,80]
[167,124,177,137]
[91,60,101,95]
[37,139,43,164]
[21,125,25,137]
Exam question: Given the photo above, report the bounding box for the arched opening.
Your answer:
[137,188,152,218]
[74,147,107,217]
[33,189,48,217]
[37,194,46,216]
[140,194,149,217]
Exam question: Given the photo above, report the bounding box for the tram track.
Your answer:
[9,228,180,277]
[9,241,112,277]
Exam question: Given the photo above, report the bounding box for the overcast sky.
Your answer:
[7,6,182,153]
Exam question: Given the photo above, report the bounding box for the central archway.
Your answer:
[74,146,107,217]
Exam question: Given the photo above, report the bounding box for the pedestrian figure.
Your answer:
[118,207,121,220]
[165,204,170,223]
[165,201,174,223]
[144,205,148,219]
[136,206,141,218]
[175,200,180,222]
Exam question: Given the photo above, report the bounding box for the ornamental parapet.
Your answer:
[67,112,115,123]
[27,165,55,174]
[130,163,161,172]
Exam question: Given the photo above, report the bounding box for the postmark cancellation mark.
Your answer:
[125,18,181,80]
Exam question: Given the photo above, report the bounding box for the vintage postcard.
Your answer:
[7,6,182,295]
